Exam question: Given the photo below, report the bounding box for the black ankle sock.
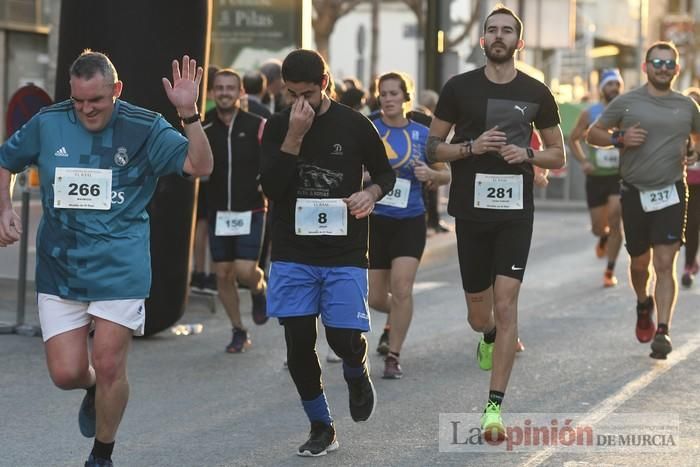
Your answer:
[91,439,115,461]
[606,260,615,271]
[483,327,497,344]
[637,296,652,310]
[488,390,505,407]
[86,384,96,397]
[657,323,668,335]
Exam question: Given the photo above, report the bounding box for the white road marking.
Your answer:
[521,334,700,466]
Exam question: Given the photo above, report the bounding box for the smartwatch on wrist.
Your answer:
[611,130,625,148]
[181,113,201,125]
[526,147,535,160]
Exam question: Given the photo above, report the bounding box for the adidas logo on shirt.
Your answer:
[54,147,69,157]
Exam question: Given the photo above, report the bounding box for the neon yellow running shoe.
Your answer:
[480,401,507,442]
[477,337,494,371]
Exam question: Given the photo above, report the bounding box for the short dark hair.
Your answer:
[260,59,282,84]
[339,88,366,110]
[213,68,242,87]
[376,72,413,102]
[69,49,118,84]
[282,49,330,90]
[484,4,523,40]
[645,41,679,62]
[243,71,267,95]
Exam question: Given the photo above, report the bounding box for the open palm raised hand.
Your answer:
[161,55,203,115]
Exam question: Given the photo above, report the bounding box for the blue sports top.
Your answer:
[0,99,189,301]
[371,117,429,218]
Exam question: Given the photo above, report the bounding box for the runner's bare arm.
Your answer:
[586,121,617,148]
[568,109,594,168]
[0,168,21,246]
[529,125,566,169]
[427,116,464,163]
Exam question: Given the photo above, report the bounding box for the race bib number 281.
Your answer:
[474,173,523,210]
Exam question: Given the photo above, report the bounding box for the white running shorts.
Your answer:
[37,293,146,342]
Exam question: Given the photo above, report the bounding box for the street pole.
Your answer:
[636,0,648,86]
[424,0,447,92]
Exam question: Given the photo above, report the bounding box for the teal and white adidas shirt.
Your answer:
[0,99,189,301]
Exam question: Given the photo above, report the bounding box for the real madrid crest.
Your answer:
[114,147,129,167]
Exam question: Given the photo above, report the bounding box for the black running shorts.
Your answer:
[620,180,687,257]
[455,217,533,293]
[369,214,426,269]
[585,174,620,209]
[208,210,266,262]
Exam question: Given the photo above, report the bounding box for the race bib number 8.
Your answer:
[215,210,252,236]
[595,148,620,169]
[639,184,680,212]
[295,198,347,236]
[377,177,410,209]
[474,173,523,210]
[53,167,112,210]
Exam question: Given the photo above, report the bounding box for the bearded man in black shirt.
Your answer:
[427,5,565,441]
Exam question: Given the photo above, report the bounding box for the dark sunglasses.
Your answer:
[647,58,677,69]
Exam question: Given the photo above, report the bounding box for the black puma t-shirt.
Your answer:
[434,67,560,222]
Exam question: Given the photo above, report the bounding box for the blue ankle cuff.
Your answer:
[301,393,332,425]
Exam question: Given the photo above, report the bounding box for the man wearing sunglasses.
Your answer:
[587,41,700,360]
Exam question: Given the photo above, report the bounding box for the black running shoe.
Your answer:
[251,288,268,325]
[297,421,339,457]
[84,454,113,467]
[650,332,672,359]
[376,329,389,355]
[189,271,205,293]
[226,327,251,353]
[78,386,96,438]
[345,369,377,422]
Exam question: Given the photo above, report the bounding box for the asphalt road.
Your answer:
[1,209,699,466]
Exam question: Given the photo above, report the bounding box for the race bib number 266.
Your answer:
[53,167,112,210]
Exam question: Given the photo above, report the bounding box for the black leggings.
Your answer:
[686,184,700,266]
[283,316,367,401]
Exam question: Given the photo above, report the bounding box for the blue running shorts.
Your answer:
[267,261,370,331]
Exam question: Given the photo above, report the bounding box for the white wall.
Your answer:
[329,3,420,91]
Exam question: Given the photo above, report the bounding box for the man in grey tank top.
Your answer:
[587,41,700,360]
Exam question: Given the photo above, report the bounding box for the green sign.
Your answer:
[210,0,305,70]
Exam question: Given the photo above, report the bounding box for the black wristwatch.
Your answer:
[181,113,201,125]
[526,147,535,160]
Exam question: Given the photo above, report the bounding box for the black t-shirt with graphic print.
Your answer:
[260,100,395,267]
[434,67,560,222]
